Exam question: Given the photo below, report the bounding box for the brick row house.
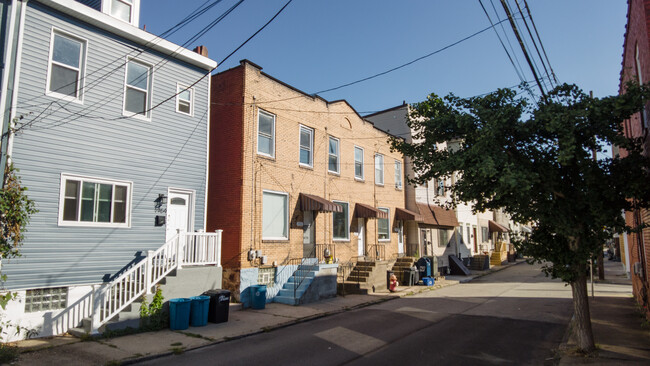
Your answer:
[619,0,650,318]
[208,60,409,306]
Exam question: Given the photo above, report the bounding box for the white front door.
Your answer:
[398,221,404,254]
[358,218,365,256]
[303,211,315,257]
[166,190,192,242]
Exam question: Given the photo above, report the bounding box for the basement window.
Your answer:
[24,287,68,313]
[258,267,276,286]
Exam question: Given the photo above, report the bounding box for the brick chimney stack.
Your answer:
[193,45,209,57]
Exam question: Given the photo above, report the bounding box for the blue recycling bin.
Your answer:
[251,285,267,310]
[189,295,210,327]
[169,298,191,330]
[417,257,432,281]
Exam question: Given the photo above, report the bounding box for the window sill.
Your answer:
[257,154,276,162]
[122,111,151,122]
[262,238,289,243]
[58,221,131,228]
[299,164,313,170]
[333,238,350,242]
[46,91,84,105]
[328,171,340,176]
[375,183,385,187]
[354,177,365,182]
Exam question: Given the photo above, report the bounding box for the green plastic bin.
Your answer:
[251,285,267,310]
[169,298,191,330]
[190,295,210,327]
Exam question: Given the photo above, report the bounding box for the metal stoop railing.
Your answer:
[89,230,222,332]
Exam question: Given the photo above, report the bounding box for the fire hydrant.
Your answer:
[389,274,399,292]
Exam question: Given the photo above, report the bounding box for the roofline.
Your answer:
[220,60,402,140]
[38,0,217,70]
[619,0,633,93]
[363,102,408,118]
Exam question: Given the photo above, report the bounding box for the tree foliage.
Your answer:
[391,82,650,351]
[392,82,650,281]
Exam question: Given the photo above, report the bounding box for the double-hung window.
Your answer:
[328,137,340,174]
[332,201,349,241]
[124,59,152,119]
[59,174,132,227]
[394,160,402,189]
[48,31,85,100]
[375,154,384,185]
[258,109,275,157]
[262,190,288,240]
[176,85,193,115]
[378,207,390,241]
[110,0,134,23]
[299,125,313,167]
[354,146,364,180]
[438,229,448,247]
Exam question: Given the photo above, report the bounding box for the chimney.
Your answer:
[193,45,208,58]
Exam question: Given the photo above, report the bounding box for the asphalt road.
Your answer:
[137,263,573,366]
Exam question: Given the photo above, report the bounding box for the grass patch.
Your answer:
[0,344,19,364]
[170,342,183,347]
[170,346,185,355]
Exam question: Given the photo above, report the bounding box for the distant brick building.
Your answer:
[619,0,650,318]
[207,60,407,303]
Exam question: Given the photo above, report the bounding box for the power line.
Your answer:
[521,0,558,85]
[511,0,554,90]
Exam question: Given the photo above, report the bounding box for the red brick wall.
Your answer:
[207,66,245,269]
[620,0,650,317]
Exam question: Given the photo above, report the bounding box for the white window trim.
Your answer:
[175,83,194,116]
[328,136,340,174]
[332,200,350,241]
[257,109,276,158]
[102,0,140,27]
[45,28,87,103]
[378,207,390,241]
[262,189,289,241]
[394,160,402,189]
[375,153,384,186]
[122,57,153,121]
[299,125,314,168]
[57,173,133,228]
[354,146,364,181]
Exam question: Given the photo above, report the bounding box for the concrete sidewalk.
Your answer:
[7,260,521,365]
[559,260,650,365]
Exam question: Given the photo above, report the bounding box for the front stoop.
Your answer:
[339,260,393,294]
[274,263,338,306]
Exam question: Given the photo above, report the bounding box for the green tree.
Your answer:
[1,162,37,342]
[391,82,650,353]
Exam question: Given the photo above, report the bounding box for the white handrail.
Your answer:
[90,230,222,332]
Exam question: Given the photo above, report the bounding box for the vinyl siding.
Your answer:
[74,0,101,11]
[2,1,210,290]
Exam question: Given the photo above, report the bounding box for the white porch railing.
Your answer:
[90,230,222,332]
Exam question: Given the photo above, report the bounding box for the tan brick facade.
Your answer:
[208,61,407,291]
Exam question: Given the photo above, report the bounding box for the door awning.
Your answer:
[355,203,388,219]
[299,193,343,213]
[395,207,422,222]
[416,203,459,227]
[489,220,509,233]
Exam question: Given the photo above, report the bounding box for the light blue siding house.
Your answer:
[0,0,221,341]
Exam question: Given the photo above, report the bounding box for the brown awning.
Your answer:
[299,193,343,212]
[355,203,388,219]
[395,207,422,222]
[489,220,509,233]
[416,203,459,227]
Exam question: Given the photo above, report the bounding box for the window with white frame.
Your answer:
[375,154,384,185]
[262,190,288,240]
[394,160,402,189]
[25,287,68,313]
[332,201,349,240]
[257,109,275,157]
[110,0,134,23]
[176,85,193,115]
[438,229,448,247]
[59,175,131,227]
[299,125,313,167]
[481,226,489,242]
[378,207,390,240]
[354,146,364,180]
[328,137,340,174]
[124,59,152,118]
[48,31,85,99]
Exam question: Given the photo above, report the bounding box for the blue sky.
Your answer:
[141,0,628,114]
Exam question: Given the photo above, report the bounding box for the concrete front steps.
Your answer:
[274,263,338,306]
[391,257,416,283]
[339,260,394,294]
[469,255,490,270]
[490,251,507,266]
[68,266,223,337]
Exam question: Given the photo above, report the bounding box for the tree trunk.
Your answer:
[570,266,596,353]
